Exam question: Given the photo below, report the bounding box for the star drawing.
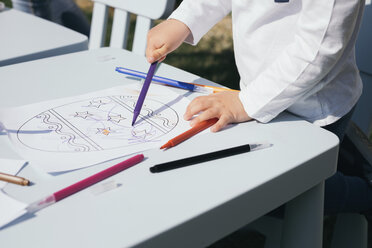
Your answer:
[74,111,93,119]
[88,100,107,108]
[97,127,112,136]
[108,114,126,123]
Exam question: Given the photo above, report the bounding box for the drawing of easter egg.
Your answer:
[17,96,179,152]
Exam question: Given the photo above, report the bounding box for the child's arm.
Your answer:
[238,0,363,124]
[146,0,231,63]
[182,0,363,132]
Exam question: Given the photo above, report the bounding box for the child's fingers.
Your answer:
[158,55,167,63]
[152,46,169,62]
[189,109,217,126]
[184,96,211,120]
[211,116,229,132]
[146,45,169,63]
[145,43,156,62]
[146,53,166,64]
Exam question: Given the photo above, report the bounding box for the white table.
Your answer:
[0,48,339,248]
[0,8,88,66]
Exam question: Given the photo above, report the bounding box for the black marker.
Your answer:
[150,143,272,173]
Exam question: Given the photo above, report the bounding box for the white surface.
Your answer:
[110,8,130,49]
[0,192,27,229]
[0,84,190,172]
[132,15,152,55]
[0,9,87,66]
[281,182,324,248]
[89,2,109,49]
[93,0,175,19]
[0,48,339,248]
[0,159,28,229]
[0,158,27,188]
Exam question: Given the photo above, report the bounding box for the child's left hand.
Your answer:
[184,91,252,132]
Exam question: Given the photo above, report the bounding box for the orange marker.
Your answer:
[188,83,239,93]
[160,118,218,149]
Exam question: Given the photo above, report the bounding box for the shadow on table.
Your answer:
[135,91,193,126]
[0,212,36,231]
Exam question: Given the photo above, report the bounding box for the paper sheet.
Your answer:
[0,192,27,228]
[0,158,27,188]
[0,84,191,172]
[0,159,28,228]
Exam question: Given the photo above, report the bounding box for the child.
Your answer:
[146,0,371,214]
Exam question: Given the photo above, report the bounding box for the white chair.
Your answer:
[89,0,175,56]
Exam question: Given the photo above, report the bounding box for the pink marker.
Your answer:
[27,154,144,213]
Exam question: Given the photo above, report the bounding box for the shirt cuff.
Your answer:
[239,89,277,123]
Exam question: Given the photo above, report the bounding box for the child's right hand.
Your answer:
[146,19,191,63]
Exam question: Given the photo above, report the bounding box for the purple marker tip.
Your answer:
[131,112,139,126]
[131,62,158,125]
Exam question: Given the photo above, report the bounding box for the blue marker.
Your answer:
[115,67,206,92]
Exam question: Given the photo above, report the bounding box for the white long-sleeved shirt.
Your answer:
[169,0,364,126]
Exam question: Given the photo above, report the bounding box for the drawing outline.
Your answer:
[17,95,179,153]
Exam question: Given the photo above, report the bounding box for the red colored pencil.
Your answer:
[26,154,144,213]
[160,118,218,149]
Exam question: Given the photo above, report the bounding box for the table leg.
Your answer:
[280,181,324,248]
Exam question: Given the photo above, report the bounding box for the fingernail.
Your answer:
[148,57,155,63]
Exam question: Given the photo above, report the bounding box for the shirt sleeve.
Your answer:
[168,0,232,45]
[239,0,363,123]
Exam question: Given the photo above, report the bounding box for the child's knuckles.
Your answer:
[208,108,218,117]
[192,96,203,104]
[162,44,171,53]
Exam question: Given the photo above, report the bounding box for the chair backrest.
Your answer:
[88,0,175,55]
[353,2,372,137]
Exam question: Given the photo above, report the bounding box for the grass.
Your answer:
[3,0,11,7]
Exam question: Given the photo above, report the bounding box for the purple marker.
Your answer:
[132,61,158,126]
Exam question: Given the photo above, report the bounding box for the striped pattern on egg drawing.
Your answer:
[16,95,179,153]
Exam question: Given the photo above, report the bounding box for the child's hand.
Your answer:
[184,91,252,132]
[146,19,191,63]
